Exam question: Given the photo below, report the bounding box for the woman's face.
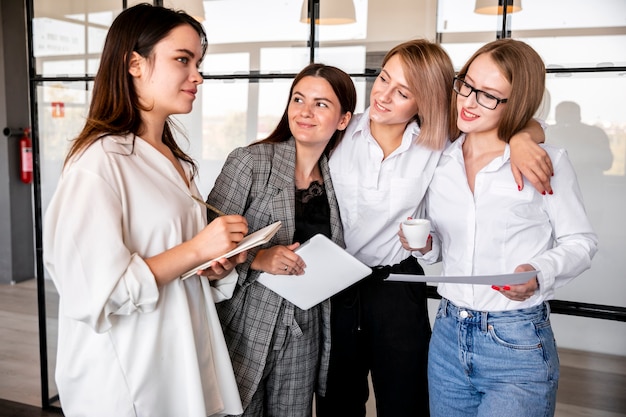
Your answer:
[456,53,511,136]
[131,24,204,120]
[369,54,418,128]
[287,75,350,150]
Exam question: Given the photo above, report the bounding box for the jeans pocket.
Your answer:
[488,320,543,350]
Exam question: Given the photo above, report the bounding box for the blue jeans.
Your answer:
[428,298,559,417]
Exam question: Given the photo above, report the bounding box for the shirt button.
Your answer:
[460,310,469,318]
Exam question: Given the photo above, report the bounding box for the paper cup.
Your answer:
[402,219,431,248]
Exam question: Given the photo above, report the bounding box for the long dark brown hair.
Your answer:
[256,63,357,156]
[63,3,207,173]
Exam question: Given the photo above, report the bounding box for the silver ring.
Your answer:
[284,266,288,271]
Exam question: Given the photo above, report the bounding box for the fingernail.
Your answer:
[428,234,432,240]
[491,285,500,291]
[517,185,521,191]
[541,191,546,195]
[549,190,553,195]
[503,285,511,291]
[407,216,413,220]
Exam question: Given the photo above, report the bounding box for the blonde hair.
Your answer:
[382,39,456,150]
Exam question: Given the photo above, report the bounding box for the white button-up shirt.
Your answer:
[423,135,598,311]
[329,109,442,267]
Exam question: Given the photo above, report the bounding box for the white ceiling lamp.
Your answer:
[474,0,522,14]
[164,0,206,22]
[300,0,356,25]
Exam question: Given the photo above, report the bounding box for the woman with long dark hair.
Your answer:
[44,4,247,416]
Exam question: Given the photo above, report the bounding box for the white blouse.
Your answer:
[423,136,598,311]
[43,134,242,417]
[330,109,442,267]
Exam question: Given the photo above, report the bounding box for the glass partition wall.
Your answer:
[29,0,626,410]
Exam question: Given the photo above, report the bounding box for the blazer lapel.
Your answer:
[267,139,297,243]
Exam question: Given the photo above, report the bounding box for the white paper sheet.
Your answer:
[257,234,372,310]
[387,270,537,285]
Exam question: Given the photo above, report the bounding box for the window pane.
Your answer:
[438,0,626,67]
[544,72,626,306]
[516,35,626,68]
[317,0,434,72]
[38,80,93,407]
[33,0,121,76]
[438,0,626,33]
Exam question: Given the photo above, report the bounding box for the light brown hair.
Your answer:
[453,39,546,143]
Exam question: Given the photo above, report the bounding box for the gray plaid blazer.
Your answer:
[207,138,344,408]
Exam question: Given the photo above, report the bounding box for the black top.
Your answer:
[293,180,331,243]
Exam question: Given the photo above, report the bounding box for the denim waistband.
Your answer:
[440,298,550,331]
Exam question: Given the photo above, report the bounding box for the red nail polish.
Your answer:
[549,190,553,195]
[491,285,500,291]
[541,191,546,195]
[517,185,521,191]
[503,285,511,291]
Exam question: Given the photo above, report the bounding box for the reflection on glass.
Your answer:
[33,1,117,76]
[542,73,625,307]
[544,73,625,177]
[547,101,614,183]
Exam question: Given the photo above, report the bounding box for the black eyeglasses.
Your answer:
[453,77,508,110]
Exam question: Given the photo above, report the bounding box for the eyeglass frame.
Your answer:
[453,77,508,110]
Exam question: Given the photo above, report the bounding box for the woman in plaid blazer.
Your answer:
[206,63,357,417]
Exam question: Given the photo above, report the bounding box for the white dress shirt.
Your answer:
[44,135,242,417]
[329,109,442,267]
[423,135,598,311]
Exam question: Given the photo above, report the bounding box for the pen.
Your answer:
[191,195,227,217]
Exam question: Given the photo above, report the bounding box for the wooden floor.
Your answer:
[1,279,625,416]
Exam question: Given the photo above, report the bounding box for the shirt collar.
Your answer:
[349,107,422,154]
[444,133,512,170]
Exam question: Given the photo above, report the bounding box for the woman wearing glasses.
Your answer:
[408,39,598,417]
[317,39,552,417]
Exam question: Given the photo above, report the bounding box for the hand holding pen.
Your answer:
[189,195,248,259]
[189,195,248,278]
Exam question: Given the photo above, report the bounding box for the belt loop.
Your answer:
[544,301,551,318]
[481,311,489,333]
[440,298,448,318]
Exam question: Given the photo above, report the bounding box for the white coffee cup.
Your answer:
[401,218,431,248]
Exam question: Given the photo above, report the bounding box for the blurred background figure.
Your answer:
[547,101,613,195]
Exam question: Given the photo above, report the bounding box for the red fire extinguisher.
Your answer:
[19,128,33,184]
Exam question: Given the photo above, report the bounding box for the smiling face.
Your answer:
[130,24,204,120]
[287,75,351,151]
[368,54,419,128]
[456,53,511,136]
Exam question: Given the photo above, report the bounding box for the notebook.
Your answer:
[257,234,372,310]
[181,221,282,280]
